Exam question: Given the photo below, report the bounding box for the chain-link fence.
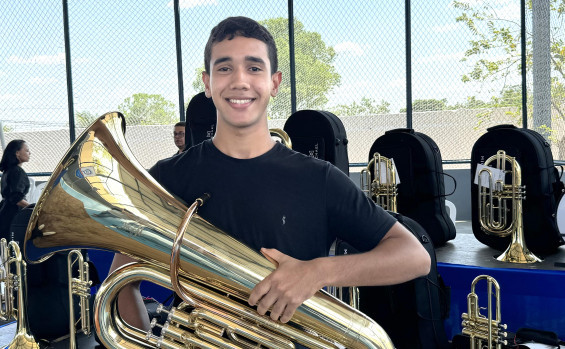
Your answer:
[2,0,564,175]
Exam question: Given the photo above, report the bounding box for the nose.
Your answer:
[230,67,249,90]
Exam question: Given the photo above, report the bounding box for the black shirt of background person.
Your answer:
[0,165,30,239]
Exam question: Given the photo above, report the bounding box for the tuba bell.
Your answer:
[461,275,507,349]
[478,150,541,263]
[24,112,394,348]
[360,152,398,212]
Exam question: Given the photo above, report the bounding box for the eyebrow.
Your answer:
[212,56,266,67]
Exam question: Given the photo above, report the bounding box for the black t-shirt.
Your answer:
[149,140,395,260]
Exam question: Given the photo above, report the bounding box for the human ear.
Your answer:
[270,71,282,97]
[202,71,211,98]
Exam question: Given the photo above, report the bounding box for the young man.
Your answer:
[112,15,430,331]
[173,121,186,154]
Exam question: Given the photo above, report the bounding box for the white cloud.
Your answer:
[334,41,365,56]
[167,0,218,9]
[389,78,406,89]
[0,93,22,101]
[28,77,58,85]
[7,53,65,65]
[416,51,465,64]
[432,23,460,34]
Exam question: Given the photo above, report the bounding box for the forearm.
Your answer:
[316,223,431,288]
[109,253,150,330]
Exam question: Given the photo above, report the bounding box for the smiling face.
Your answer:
[202,36,282,133]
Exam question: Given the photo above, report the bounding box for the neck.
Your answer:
[212,127,275,159]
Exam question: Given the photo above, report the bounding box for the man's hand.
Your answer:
[248,248,323,323]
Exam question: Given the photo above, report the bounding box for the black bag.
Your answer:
[185,91,217,148]
[335,212,451,349]
[470,124,565,255]
[368,128,456,246]
[283,110,349,175]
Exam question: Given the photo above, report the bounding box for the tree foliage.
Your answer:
[331,97,390,116]
[454,0,565,124]
[400,99,449,112]
[117,93,177,125]
[75,111,99,128]
[192,17,341,118]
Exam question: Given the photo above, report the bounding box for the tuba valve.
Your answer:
[461,275,507,349]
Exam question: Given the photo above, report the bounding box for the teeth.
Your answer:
[229,99,252,104]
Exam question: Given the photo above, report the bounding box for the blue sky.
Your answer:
[1,0,521,131]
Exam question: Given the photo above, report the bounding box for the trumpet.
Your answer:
[478,150,541,263]
[0,238,39,348]
[461,275,507,349]
[361,152,398,212]
[67,250,92,348]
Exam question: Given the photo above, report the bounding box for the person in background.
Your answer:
[173,121,186,155]
[0,139,31,240]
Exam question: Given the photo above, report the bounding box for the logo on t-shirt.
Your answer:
[282,215,286,225]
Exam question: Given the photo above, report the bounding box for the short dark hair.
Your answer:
[175,121,186,127]
[0,139,26,172]
[204,16,278,75]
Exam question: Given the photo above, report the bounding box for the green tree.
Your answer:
[452,96,491,109]
[75,111,99,128]
[454,0,565,135]
[2,123,12,132]
[331,97,390,116]
[400,98,449,112]
[117,93,177,125]
[192,17,341,118]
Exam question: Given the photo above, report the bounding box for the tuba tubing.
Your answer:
[95,262,391,348]
[24,112,393,348]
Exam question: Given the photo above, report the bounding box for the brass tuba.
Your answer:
[24,112,394,348]
[478,150,541,263]
[360,153,397,212]
[269,127,292,149]
[461,275,507,349]
[0,238,39,349]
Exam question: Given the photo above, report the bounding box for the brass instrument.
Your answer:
[360,153,398,212]
[269,127,292,149]
[67,249,92,348]
[461,275,507,349]
[478,150,541,263]
[0,239,39,348]
[24,112,394,348]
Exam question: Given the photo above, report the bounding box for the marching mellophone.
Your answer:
[360,152,398,212]
[461,275,507,349]
[478,150,541,263]
[0,238,39,348]
[67,249,92,349]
